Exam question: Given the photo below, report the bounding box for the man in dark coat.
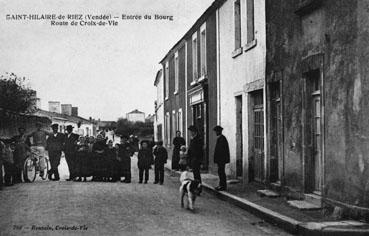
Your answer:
[213,125,230,191]
[46,124,65,181]
[64,125,79,181]
[187,125,203,183]
[172,131,185,170]
[118,135,134,183]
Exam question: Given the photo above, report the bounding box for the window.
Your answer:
[165,61,169,99]
[234,0,241,50]
[192,32,198,81]
[200,23,207,77]
[165,112,170,145]
[174,51,179,93]
[177,109,183,135]
[172,111,177,140]
[246,0,255,43]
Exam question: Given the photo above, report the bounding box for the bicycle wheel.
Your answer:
[23,157,36,182]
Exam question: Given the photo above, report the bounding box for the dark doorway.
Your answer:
[304,69,322,194]
[235,95,243,178]
[250,90,264,182]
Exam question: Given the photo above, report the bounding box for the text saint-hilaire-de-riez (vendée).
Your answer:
[5,14,112,21]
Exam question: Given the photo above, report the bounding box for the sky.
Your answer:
[0,0,214,121]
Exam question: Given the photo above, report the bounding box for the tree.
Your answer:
[0,72,37,113]
[116,118,153,138]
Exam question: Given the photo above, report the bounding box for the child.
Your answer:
[3,142,15,186]
[137,140,153,184]
[178,145,188,171]
[153,141,167,185]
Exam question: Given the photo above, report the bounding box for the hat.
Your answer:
[213,125,223,132]
[140,140,149,145]
[188,125,198,132]
[51,124,59,128]
[66,125,74,130]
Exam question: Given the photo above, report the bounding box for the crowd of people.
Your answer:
[0,122,170,189]
[1,121,230,193]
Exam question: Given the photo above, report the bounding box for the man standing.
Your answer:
[64,125,79,181]
[46,124,64,181]
[213,126,230,191]
[172,131,185,171]
[118,135,134,183]
[29,122,48,180]
[187,125,203,183]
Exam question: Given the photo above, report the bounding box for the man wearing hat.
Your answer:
[187,125,203,183]
[118,135,134,183]
[213,125,230,191]
[64,125,80,181]
[46,124,65,181]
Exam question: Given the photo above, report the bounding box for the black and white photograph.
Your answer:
[1,0,369,235]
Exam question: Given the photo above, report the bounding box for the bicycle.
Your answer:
[23,150,50,182]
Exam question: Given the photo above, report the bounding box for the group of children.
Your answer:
[73,135,169,185]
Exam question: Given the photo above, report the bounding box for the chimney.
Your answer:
[48,101,61,113]
[61,104,72,116]
[72,107,78,116]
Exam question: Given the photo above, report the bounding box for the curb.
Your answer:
[165,167,369,236]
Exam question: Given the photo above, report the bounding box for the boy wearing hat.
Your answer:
[187,125,203,183]
[213,125,230,191]
[46,124,65,181]
[153,141,168,184]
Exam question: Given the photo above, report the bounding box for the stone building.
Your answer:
[265,0,369,219]
[126,109,145,123]
[160,0,223,172]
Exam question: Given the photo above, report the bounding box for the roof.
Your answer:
[33,109,93,125]
[0,108,51,123]
[154,69,163,86]
[127,109,145,114]
[159,0,226,64]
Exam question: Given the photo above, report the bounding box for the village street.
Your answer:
[0,155,290,236]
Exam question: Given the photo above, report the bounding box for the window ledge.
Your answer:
[232,47,243,58]
[190,80,198,86]
[243,39,257,53]
[198,75,207,82]
[295,0,322,16]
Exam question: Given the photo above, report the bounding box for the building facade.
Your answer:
[161,0,222,172]
[265,0,369,219]
[154,69,165,142]
[126,109,145,123]
[217,0,266,181]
